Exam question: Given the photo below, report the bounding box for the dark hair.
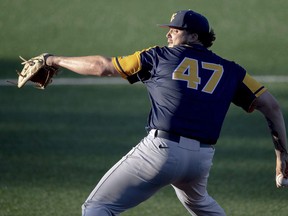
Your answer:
[188,28,216,48]
[198,28,216,48]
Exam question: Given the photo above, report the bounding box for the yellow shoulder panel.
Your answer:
[112,51,142,79]
[243,73,267,97]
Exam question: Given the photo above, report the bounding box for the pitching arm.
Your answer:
[46,55,120,77]
[252,91,288,184]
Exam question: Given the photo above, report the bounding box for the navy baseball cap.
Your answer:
[159,10,210,33]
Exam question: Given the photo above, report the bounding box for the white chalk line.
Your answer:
[1,75,288,87]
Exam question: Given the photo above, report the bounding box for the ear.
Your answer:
[186,33,199,44]
[189,33,199,42]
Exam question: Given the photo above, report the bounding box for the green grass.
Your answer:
[1,0,288,79]
[0,84,148,216]
[1,83,288,216]
[1,0,288,215]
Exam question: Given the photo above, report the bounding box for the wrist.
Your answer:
[45,55,54,66]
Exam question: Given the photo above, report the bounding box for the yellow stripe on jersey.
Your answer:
[112,51,142,79]
[243,73,267,97]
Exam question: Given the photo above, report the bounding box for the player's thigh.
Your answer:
[84,136,176,210]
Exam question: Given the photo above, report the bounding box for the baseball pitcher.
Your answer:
[18,10,288,216]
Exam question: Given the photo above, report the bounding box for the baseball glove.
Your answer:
[17,53,58,89]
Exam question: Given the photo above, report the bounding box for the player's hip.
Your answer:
[139,130,215,181]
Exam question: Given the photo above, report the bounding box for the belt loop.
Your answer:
[154,129,158,138]
[148,129,157,138]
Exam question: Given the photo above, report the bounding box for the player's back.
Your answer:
[142,45,247,143]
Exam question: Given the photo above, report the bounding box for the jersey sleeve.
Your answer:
[112,47,157,84]
[232,73,267,112]
[112,51,142,80]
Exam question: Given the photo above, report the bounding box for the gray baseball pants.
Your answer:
[82,130,226,216]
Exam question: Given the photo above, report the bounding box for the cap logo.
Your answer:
[170,13,177,22]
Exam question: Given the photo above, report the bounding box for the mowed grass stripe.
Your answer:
[2,75,288,87]
[1,83,288,216]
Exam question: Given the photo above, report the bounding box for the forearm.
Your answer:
[266,112,288,178]
[254,92,287,152]
[259,100,287,155]
[266,113,287,153]
[254,91,288,176]
[46,55,119,77]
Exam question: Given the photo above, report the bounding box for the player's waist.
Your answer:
[149,129,217,146]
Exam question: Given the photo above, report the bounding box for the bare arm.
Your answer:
[45,55,120,77]
[252,91,288,181]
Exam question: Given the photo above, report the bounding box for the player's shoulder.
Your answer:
[138,45,176,60]
[209,50,245,71]
[140,44,206,54]
[139,45,168,53]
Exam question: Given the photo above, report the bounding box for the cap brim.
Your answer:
[157,24,186,30]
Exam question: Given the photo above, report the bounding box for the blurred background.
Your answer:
[1,1,288,216]
[1,0,288,78]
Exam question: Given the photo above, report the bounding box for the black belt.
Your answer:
[154,130,215,147]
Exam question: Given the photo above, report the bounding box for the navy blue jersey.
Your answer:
[112,45,266,144]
